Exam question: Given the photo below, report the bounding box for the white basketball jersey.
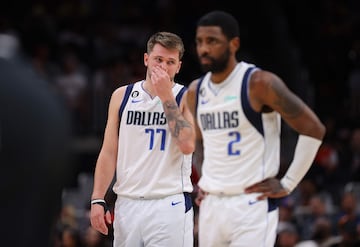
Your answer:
[113,80,193,198]
[196,62,281,195]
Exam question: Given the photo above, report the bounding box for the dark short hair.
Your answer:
[147,31,185,59]
[197,10,239,40]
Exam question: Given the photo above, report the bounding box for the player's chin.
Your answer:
[199,57,212,65]
[200,65,211,73]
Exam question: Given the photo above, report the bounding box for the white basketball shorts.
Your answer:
[198,193,278,247]
[113,193,194,247]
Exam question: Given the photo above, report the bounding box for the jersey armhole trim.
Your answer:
[119,83,134,119]
[241,67,264,136]
[195,76,205,117]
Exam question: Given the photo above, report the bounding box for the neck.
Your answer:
[211,61,238,84]
[143,80,156,97]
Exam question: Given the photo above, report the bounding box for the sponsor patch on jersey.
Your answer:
[224,95,237,102]
[131,90,140,98]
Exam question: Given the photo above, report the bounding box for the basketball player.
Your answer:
[186,11,326,247]
[90,32,195,247]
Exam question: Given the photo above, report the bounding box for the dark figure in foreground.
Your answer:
[0,34,72,247]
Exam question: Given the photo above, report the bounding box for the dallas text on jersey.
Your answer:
[199,110,239,131]
[126,110,167,126]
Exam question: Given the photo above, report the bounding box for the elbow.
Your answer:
[317,122,326,140]
[179,142,195,155]
[319,124,326,140]
[299,121,326,141]
[309,123,326,141]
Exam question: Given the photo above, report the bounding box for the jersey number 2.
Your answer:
[228,131,241,155]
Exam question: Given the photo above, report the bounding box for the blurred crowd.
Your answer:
[0,0,359,246]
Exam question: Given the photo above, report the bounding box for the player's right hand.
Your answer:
[151,65,173,102]
[90,204,112,235]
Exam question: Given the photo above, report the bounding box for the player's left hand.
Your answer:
[244,178,288,200]
[90,204,112,235]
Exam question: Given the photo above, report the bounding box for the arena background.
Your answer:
[1,0,359,246]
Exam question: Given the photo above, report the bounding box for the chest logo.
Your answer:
[224,95,237,102]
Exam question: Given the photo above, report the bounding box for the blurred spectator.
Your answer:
[334,191,360,226]
[296,217,341,247]
[54,48,91,135]
[336,217,360,247]
[329,190,360,246]
[82,225,111,247]
[276,222,300,247]
[313,217,341,247]
[313,142,340,187]
[292,179,319,213]
[349,128,360,181]
[57,224,83,247]
[296,194,335,241]
[92,56,131,134]
[279,197,300,232]
[347,39,360,120]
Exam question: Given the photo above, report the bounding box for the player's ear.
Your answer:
[144,53,149,67]
[176,61,182,74]
[230,37,240,54]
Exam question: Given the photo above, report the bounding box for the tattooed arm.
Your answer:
[162,95,195,155]
[244,70,326,199]
[150,65,195,155]
[186,78,204,177]
[248,70,325,140]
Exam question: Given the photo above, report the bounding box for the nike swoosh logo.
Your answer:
[171,201,182,206]
[200,99,209,104]
[248,200,258,205]
[131,99,142,103]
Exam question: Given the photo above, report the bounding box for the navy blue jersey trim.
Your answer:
[119,83,134,119]
[241,67,264,136]
[184,192,193,213]
[195,76,205,117]
[175,86,187,106]
[268,198,279,212]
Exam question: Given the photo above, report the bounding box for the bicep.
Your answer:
[252,71,325,139]
[186,80,199,118]
[100,87,125,156]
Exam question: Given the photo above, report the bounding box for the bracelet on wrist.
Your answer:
[91,199,109,213]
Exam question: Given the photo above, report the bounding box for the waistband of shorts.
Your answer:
[202,191,279,212]
[118,192,192,200]
[202,190,244,197]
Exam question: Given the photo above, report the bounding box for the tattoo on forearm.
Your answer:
[163,100,191,138]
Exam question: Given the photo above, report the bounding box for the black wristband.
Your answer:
[91,199,109,213]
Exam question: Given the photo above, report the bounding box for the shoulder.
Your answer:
[185,78,203,104]
[174,82,188,92]
[174,83,188,106]
[188,77,203,92]
[248,69,287,112]
[110,85,129,104]
[249,69,284,94]
[250,69,273,85]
